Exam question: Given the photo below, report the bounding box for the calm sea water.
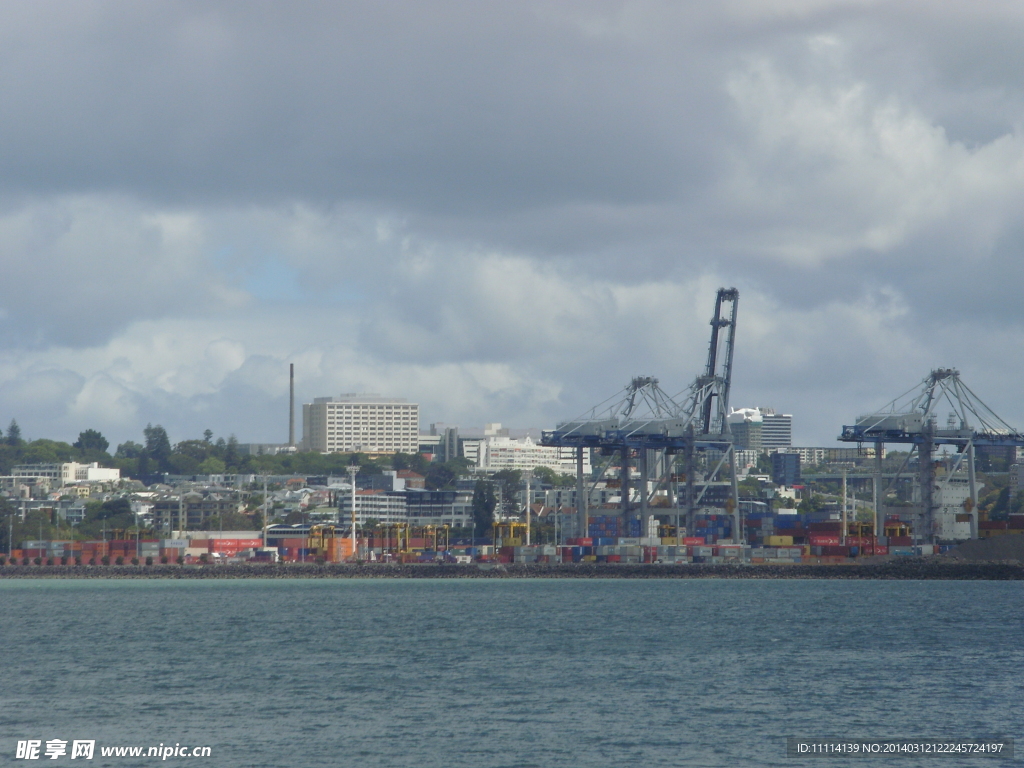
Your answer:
[0,578,1020,767]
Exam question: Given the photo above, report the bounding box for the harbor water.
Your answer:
[0,578,1020,767]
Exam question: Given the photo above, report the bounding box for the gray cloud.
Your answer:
[1,1,1024,446]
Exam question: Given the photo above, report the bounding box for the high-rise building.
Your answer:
[771,452,801,486]
[727,408,763,451]
[759,408,793,449]
[302,394,419,454]
[429,423,461,463]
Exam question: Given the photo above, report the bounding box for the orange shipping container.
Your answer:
[327,539,355,562]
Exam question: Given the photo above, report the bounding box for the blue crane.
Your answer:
[542,288,742,540]
[839,368,1024,544]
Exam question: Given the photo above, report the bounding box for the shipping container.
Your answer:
[808,534,840,546]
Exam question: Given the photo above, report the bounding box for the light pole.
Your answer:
[524,471,532,546]
[348,465,359,561]
[262,473,269,551]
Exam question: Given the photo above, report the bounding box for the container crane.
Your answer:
[541,288,743,542]
[839,368,1024,544]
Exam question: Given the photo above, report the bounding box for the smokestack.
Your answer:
[289,364,295,447]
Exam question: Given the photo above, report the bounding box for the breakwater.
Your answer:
[1,559,1022,579]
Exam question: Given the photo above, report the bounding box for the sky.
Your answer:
[2,0,1024,450]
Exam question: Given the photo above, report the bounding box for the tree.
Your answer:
[203,429,214,443]
[144,424,172,471]
[425,463,456,490]
[798,493,827,515]
[199,456,227,474]
[472,480,497,534]
[756,452,773,475]
[225,435,239,468]
[95,497,132,520]
[74,429,109,453]
[6,419,22,447]
[530,465,576,488]
[491,469,522,518]
[115,441,144,459]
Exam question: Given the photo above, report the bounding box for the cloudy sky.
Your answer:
[2,0,1023,449]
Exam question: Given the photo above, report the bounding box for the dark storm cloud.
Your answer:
[0,2,720,213]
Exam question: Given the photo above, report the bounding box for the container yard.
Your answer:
[5,506,977,567]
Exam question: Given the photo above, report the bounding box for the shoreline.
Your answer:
[0,559,1022,580]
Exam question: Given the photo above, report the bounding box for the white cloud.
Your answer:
[722,50,1024,264]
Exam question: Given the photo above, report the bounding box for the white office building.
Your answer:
[303,394,419,454]
[759,408,793,449]
[334,488,408,526]
[464,425,591,475]
[11,462,120,487]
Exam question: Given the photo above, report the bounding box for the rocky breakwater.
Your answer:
[1,559,1023,579]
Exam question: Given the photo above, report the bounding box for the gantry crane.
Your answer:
[541,288,742,542]
[839,368,1024,544]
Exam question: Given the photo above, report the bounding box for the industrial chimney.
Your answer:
[289,363,295,447]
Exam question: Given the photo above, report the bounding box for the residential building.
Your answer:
[7,497,89,524]
[151,492,242,532]
[302,393,419,454]
[1010,464,1024,497]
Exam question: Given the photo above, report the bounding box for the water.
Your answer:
[0,579,1020,767]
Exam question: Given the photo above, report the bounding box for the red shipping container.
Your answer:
[823,545,851,556]
[890,536,913,546]
[979,521,1008,530]
[845,536,875,547]
[683,537,705,546]
[809,534,840,546]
